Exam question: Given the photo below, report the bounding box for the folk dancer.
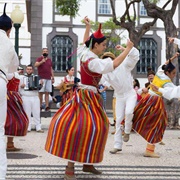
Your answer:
[45,16,134,180]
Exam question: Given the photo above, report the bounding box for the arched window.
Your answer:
[137,38,158,74]
[51,36,73,72]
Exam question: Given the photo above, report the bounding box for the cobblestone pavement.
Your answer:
[6,117,180,180]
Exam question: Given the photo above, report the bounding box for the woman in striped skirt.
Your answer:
[45,16,134,180]
[132,52,180,158]
[5,72,29,151]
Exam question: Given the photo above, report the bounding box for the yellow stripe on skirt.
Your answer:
[132,94,167,144]
[45,89,109,164]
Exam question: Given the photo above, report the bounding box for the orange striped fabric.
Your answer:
[132,94,167,144]
[45,89,109,164]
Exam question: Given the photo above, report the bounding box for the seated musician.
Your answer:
[58,65,80,106]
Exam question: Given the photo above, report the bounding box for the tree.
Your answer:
[55,0,81,17]
[110,0,179,128]
[86,18,126,56]
[55,0,180,127]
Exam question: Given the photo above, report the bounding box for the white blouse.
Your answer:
[102,47,139,95]
[0,30,19,76]
[77,45,114,93]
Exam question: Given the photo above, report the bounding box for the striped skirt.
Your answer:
[45,89,109,164]
[132,94,167,144]
[5,91,29,136]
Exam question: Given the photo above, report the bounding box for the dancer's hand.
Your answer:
[142,88,148,93]
[174,52,180,58]
[151,83,159,92]
[168,37,175,44]
[116,45,125,51]
[126,39,134,49]
[83,16,90,26]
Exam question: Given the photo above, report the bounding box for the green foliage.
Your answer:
[55,0,81,17]
[82,18,125,56]
[149,0,160,3]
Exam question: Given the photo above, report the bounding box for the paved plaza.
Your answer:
[6,116,180,180]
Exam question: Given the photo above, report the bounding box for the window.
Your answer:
[51,36,73,72]
[54,0,60,14]
[139,1,147,16]
[98,0,111,15]
[137,38,158,74]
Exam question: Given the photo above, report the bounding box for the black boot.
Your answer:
[110,120,116,126]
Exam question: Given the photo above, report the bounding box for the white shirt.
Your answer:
[19,74,39,96]
[173,38,180,49]
[152,65,180,100]
[0,30,19,75]
[64,75,74,82]
[78,45,114,93]
[101,47,139,95]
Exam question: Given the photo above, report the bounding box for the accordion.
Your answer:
[23,75,41,90]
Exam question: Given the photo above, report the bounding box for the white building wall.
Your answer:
[0,0,31,65]
[1,0,180,86]
[43,0,53,24]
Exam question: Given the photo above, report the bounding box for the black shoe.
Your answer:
[45,106,50,112]
[110,120,116,126]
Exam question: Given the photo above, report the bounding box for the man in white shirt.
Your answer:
[19,65,44,133]
[0,3,19,179]
[102,45,139,154]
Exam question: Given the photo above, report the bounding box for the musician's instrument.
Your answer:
[23,75,41,90]
[55,82,74,93]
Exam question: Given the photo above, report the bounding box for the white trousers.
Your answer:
[114,89,137,149]
[22,96,41,131]
[0,77,7,179]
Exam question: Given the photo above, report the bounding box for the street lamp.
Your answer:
[10,5,24,56]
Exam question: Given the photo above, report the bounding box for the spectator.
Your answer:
[98,82,108,111]
[133,78,142,102]
[35,48,54,111]
[19,65,44,133]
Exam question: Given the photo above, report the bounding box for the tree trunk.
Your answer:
[163,17,179,128]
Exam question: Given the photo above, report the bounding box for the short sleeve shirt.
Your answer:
[36,56,52,79]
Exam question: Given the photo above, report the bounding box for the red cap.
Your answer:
[93,24,104,39]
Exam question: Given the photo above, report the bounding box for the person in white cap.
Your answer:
[0,3,19,179]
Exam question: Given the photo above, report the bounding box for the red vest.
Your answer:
[7,77,20,92]
[80,58,102,88]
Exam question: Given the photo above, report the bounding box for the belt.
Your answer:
[0,69,6,76]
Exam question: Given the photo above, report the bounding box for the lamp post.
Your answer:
[10,5,24,56]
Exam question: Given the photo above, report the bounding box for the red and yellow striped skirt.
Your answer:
[5,91,29,136]
[45,89,109,164]
[132,94,167,144]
